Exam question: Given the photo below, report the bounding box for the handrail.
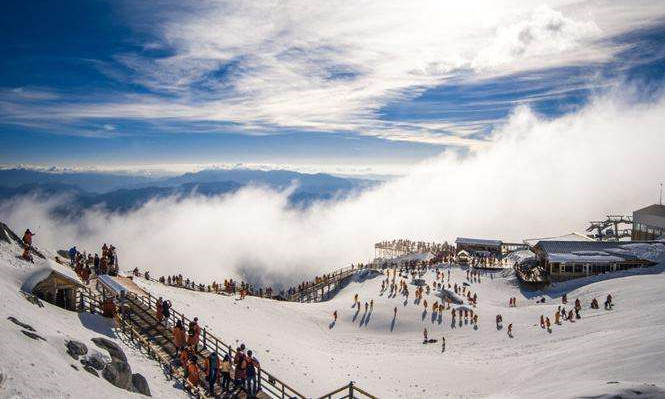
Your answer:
[289,263,380,302]
[128,290,308,399]
[317,382,379,399]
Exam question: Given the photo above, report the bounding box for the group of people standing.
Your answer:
[69,243,118,284]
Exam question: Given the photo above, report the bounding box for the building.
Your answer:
[532,240,659,281]
[455,238,503,258]
[455,237,528,258]
[22,260,85,311]
[632,204,665,241]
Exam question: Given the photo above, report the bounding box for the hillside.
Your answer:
[0,168,379,213]
[135,253,665,398]
[2,226,665,397]
[0,239,181,399]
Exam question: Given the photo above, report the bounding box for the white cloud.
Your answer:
[4,0,665,144]
[3,88,663,286]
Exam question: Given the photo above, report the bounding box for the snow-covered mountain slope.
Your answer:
[0,241,182,399]
[135,259,665,398]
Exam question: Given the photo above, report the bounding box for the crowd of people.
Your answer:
[164,306,262,396]
[68,243,119,284]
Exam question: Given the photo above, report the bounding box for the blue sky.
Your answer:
[1,0,664,172]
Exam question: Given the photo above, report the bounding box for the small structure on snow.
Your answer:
[22,260,85,311]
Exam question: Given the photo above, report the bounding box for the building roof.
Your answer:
[634,204,665,217]
[455,237,502,247]
[535,240,661,264]
[524,232,592,246]
[21,259,84,292]
[97,275,129,296]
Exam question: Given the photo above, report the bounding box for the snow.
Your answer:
[97,274,130,295]
[0,241,182,399]
[21,259,83,293]
[4,236,665,398]
[135,259,665,398]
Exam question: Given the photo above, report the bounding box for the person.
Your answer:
[605,294,613,310]
[540,315,545,328]
[156,297,164,324]
[68,246,78,265]
[234,345,247,387]
[205,352,220,396]
[22,229,35,247]
[562,294,568,304]
[246,350,259,395]
[333,310,338,322]
[162,300,172,326]
[591,298,599,309]
[173,320,186,355]
[555,311,561,325]
[370,299,374,310]
[21,244,33,262]
[507,323,513,337]
[186,355,200,390]
[423,328,428,343]
[220,354,232,392]
[441,336,446,352]
[189,318,201,352]
[179,346,190,368]
[545,317,551,330]
[393,307,397,318]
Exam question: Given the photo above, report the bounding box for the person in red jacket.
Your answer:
[187,355,200,390]
[22,229,35,247]
[173,320,186,355]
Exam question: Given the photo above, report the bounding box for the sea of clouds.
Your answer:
[1,89,664,287]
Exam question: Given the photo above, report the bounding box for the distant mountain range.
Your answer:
[0,168,379,213]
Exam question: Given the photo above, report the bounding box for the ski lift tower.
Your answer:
[586,215,633,241]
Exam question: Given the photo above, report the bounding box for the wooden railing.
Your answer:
[131,291,307,399]
[70,267,380,398]
[289,264,380,303]
[318,382,378,399]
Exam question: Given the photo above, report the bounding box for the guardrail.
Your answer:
[132,291,307,399]
[289,264,381,303]
[318,382,378,399]
[71,267,380,398]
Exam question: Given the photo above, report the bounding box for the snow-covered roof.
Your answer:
[21,259,83,292]
[548,252,626,263]
[455,237,502,247]
[524,232,592,246]
[97,275,129,295]
[537,240,665,264]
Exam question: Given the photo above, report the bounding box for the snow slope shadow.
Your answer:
[78,312,116,339]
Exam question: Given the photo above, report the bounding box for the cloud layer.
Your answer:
[3,1,665,144]
[2,87,663,286]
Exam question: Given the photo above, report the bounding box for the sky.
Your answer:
[1,0,665,173]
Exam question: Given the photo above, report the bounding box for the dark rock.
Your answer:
[84,365,99,378]
[21,330,46,341]
[86,354,107,371]
[91,337,127,362]
[66,340,88,359]
[7,316,35,331]
[132,373,152,396]
[102,360,133,390]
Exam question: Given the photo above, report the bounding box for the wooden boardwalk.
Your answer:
[121,293,269,398]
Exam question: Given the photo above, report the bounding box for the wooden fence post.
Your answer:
[349,381,354,399]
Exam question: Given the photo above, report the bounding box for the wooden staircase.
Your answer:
[120,292,302,399]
